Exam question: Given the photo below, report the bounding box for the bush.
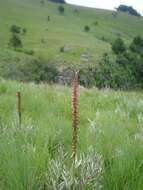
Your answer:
[93,21,98,26]
[58,5,65,14]
[39,63,59,83]
[79,66,96,88]
[10,25,21,34]
[60,46,64,52]
[20,49,34,55]
[112,38,126,54]
[130,36,143,55]
[0,57,59,83]
[84,25,90,32]
[9,34,22,48]
[22,28,27,34]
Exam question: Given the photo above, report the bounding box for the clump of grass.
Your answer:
[45,147,103,190]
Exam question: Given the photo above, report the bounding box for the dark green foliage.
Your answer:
[130,36,143,55]
[84,25,90,32]
[117,5,141,17]
[0,58,59,83]
[22,28,27,34]
[39,63,59,82]
[9,34,22,48]
[20,60,59,83]
[112,38,126,54]
[10,25,21,34]
[49,0,65,3]
[60,46,64,52]
[93,21,98,26]
[58,5,65,14]
[16,48,34,55]
[79,66,96,88]
[78,35,143,89]
[47,16,50,21]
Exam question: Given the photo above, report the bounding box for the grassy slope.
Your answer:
[0,0,143,66]
[0,81,143,189]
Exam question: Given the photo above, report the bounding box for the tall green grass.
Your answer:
[0,80,143,189]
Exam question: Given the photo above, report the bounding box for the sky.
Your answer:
[66,0,143,15]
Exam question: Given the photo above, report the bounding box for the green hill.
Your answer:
[0,0,143,67]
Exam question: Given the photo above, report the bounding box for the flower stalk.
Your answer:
[16,91,21,127]
[72,71,79,162]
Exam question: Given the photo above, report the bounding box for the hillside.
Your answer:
[0,0,143,67]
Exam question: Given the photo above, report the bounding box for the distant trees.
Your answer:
[78,36,143,89]
[49,0,65,3]
[58,5,65,14]
[117,5,141,17]
[112,38,126,54]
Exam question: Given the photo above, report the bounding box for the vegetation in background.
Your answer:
[58,5,65,14]
[84,25,90,32]
[49,0,65,3]
[9,34,22,49]
[117,5,141,17]
[111,38,126,54]
[0,0,143,66]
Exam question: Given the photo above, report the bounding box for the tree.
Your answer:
[84,25,90,32]
[58,5,65,14]
[23,28,27,34]
[130,36,143,54]
[117,5,141,17]
[112,38,126,54]
[49,0,65,3]
[9,34,22,48]
[10,25,21,34]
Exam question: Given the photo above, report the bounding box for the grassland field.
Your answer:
[0,80,143,189]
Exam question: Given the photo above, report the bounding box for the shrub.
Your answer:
[19,60,59,83]
[79,66,96,88]
[112,38,126,54]
[0,58,59,83]
[39,63,59,83]
[23,49,34,55]
[22,28,27,34]
[84,25,90,32]
[130,36,143,55]
[9,34,22,48]
[93,21,98,26]
[58,5,65,14]
[10,25,21,34]
[47,16,50,21]
[60,46,64,52]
